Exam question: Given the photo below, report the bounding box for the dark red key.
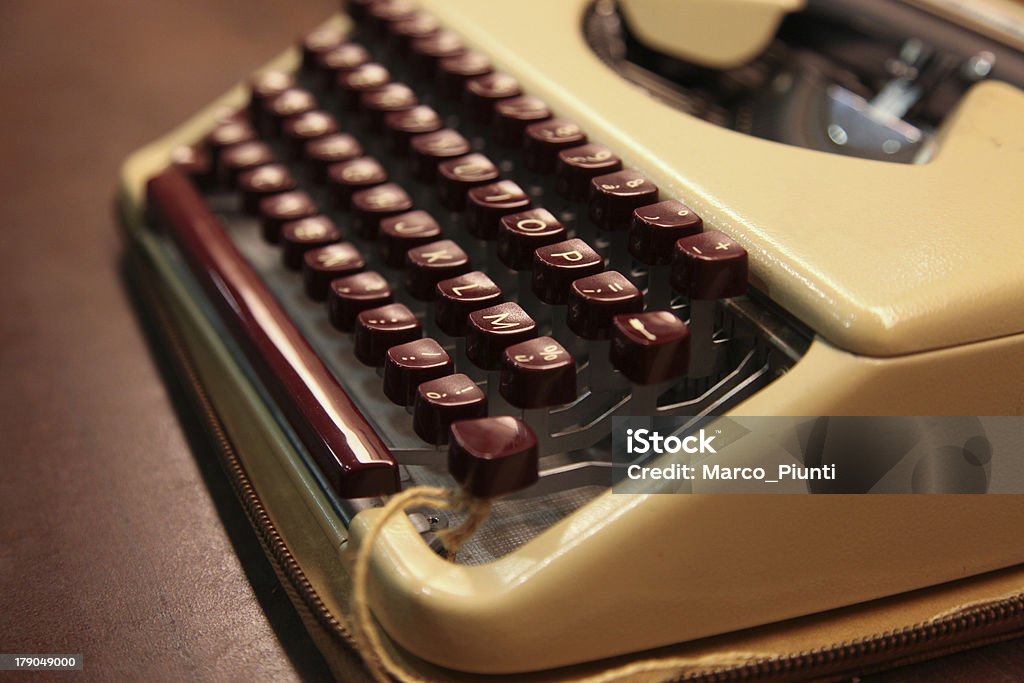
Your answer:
[435,271,504,337]
[360,83,418,131]
[264,88,318,135]
[671,230,748,299]
[327,271,393,331]
[281,216,342,270]
[260,191,318,243]
[465,303,537,371]
[448,417,538,498]
[413,374,488,445]
[301,24,346,70]
[303,243,366,301]
[384,105,443,155]
[221,141,275,186]
[365,0,417,38]
[405,239,472,301]
[492,95,551,148]
[170,145,213,189]
[496,208,567,271]
[567,271,644,340]
[351,183,414,239]
[437,51,493,101]
[437,154,500,210]
[524,119,588,173]
[238,163,297,213]
[249,70,295,120]
[532,238,604,305]
[465,181,532,240]
[205,119,256,172]
[388,12,440,55]
[304,133,363,183]
[316,43,372,89]
[378,210,443,267]
[354,303,422,366]
[499,337,576,409]
[610,311,690,384]
[409,129,471,182]
[556,144,623,201]
[463,73,521,123]
[410,30,465,78]
[327,157,388,209]
[282,110,339,158]
[630,199,703,265]
[383,338,454,406]
[589,170,659,231]
[336,63,391,111]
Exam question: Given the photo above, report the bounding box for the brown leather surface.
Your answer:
[0,1,1021,681]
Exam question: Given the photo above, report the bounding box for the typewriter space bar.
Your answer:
[147,168,400,498]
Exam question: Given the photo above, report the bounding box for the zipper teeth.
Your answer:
[132,254,1024,682]
[141,266,358,650]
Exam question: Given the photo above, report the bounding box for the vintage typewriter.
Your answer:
[118,0,1024,679]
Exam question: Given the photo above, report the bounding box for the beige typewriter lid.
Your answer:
[425,0,1024,358]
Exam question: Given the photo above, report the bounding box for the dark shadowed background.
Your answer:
[0,1,1021,680]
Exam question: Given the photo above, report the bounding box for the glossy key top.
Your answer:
[464,73,522,123]
[524,119,587,173]
[337,63,391,110]
[354,303,422,366]
[360,83,418,131]
[448,417,539,498]
[435,271,504,337]
[671,230,748,300]
[567,271,644,340]
[281,216,342,270]
[610,311,690,384]
[409,129,471,182]
[260,191,318,243]
[378,210,443,267]
[499,337,577,409]
[383,338,454,406]
[437,153,500,210]
[437,51,493,101]
[556,144,622,201]
[493,96,551,148]
[466,302,537,370]
[328,271,393,331]
[496,208,567,271]
[589,170,659,232]
[405,239,472,300]
[532,238,605,305]
[304,133,363,183]
[629,199,703,265]
[327,157,388,209]
[303,243,366,301]
[413,374,487,446]
[351,183,414,239]
[238,163,297,213]
[465,180,531,240]
[384,105,443,155]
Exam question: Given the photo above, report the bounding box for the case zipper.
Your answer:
[130,251,1024,682]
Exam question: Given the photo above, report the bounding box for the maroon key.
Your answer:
[499,337,577,409]
[524,119,588,173]
[413,374,488,445]
[336,63,391,111]
[351,183,414,239]
[567,271,644,340]
[388,12,440,55]
[281,216,342,271]
[282,110,339,158]
[378,210,443,267]
[327,156,388,209]
[437,153,500,210]
[465,303,537,371]
[409,129,471,182]
[354,303,422,366]
[556,144,623,201]
[448,417,539,498]
[671,230,748,299]
[437,51,493,101]
[327,271,393,331]
[410,30,465,78]
[496,208,567,271]
[610,311,691,384]
[260,190,318,243]
[316,43,372,90]
[465,181,532,240]
[360,83,418,131]
[301,25,346,70]
[630,199,703,265]
[463,73,521,123]
[365,0,417,38]
[532,238,605,305]
[405,239,472,301]
[493,96,552,148]
[435,271,504,337]
[206,119,256,172]
[238,163,297,213]
[170,145,213,189]
[304,133,364,183]
[384,105,443,155]
[590,170,659,231]
[249,70,295,121]
[221,141,275,186]
[264,88,318,135]
[383,338,454,406]
[303,243,367,301]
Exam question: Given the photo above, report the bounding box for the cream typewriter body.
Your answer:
[119,0,1024,675]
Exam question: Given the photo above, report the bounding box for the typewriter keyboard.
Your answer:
[146,2,810,564]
